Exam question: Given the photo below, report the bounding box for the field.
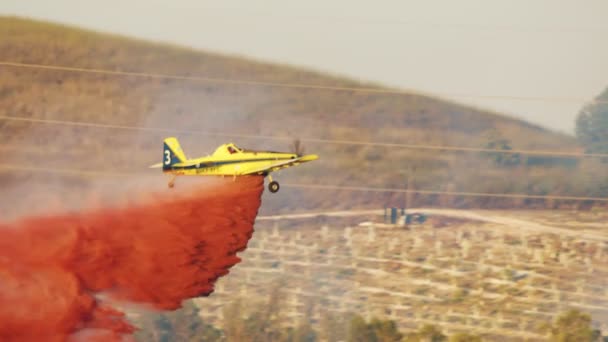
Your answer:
[193,209,608,340]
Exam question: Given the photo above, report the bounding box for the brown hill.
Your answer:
[0,17,603,214]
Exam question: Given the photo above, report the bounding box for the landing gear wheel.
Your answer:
[168,175,176,189]
[268,181,280,193]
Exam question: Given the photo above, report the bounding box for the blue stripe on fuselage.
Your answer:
[167,157,294,171]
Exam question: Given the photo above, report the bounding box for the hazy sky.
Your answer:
[2,0,608,134]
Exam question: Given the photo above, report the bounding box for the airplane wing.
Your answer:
[241,155,318,175]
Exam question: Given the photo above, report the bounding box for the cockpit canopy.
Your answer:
[227,144,241,154]
[213,143,242,156]
[212,143,295,157]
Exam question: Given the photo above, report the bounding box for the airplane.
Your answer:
[150,137,318,193]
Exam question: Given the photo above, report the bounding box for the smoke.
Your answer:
[0,176,264,341]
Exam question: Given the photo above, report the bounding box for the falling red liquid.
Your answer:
[0,176,264,342]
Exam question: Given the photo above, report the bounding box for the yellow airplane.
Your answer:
[150,137,318,193]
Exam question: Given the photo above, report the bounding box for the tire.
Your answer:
[268,181,280,193]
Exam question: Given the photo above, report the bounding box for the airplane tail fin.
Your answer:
[161,137,188,169]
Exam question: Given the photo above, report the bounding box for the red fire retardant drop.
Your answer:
[0,176,264,341]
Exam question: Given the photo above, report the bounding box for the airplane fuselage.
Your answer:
[164,152,299,176]
[154,139,318,192]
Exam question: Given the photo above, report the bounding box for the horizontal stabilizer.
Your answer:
[149,162,164,169]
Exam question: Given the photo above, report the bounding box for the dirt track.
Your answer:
[258,208,608,241]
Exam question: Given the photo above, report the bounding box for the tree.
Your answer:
[546,309,601,342]
[287,298,317,342]
[576,87,608,156]
[404,324,447,342]
[347,314,376,342]
[286,322,317,342]
[448,332,482,342]
[319,311,348,342]
[134,301,222,342]
[223,298,247,341]
[482,129,521,167]
[347,315,403,342]
[222,283,292,342]
[368,318,403,342]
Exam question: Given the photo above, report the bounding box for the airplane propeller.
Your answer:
[291,138,305,157]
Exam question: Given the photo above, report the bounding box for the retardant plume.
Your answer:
[0,176,264,342]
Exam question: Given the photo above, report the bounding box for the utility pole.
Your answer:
[405,166,415,211]
[518,153,529,208]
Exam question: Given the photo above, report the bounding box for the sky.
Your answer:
[2,0,608,134]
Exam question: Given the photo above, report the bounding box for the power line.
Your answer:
[0,164,132,178]
[2,115,607,158]
[1,61,605,104]
[1,164,606,202]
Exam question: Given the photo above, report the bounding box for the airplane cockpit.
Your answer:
[211,143,242,156]
[226,144,242,154]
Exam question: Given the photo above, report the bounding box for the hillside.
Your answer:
[0,17,603,214]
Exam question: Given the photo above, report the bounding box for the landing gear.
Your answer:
[267,174,280,193]
[269,181,280,193]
